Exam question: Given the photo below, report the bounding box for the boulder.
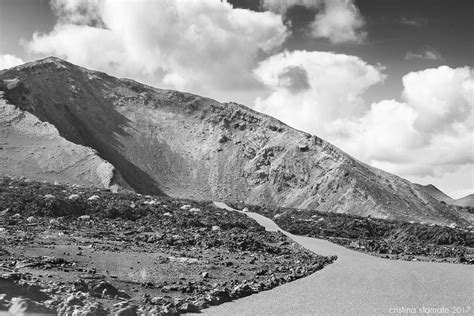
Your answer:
[179,302,199,313]
[68,194,80,200]
[91,281,129,299]
[8,297,55,314]
[87,195,99,201]
[26,216,38,224]
[114,304,138,316]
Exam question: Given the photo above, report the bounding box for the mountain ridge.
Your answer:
[0,57,472,226]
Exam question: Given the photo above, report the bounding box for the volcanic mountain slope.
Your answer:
[0,89,124,191]
[0,57,471,226]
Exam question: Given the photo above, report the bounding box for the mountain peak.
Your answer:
[0,56,72,75]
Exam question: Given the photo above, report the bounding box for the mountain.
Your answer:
[452,194,474,208]
[416,184,474,208]
[0,57,472,226]
[415,184,453,203]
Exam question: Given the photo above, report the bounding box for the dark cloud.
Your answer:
[283,4,320,31]
[277,65,311,94]
[226,0,263,11]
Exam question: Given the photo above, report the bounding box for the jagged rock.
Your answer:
[26,216,38,224]
[72,279,89,293]
[114,303,138,316]
[179,302,198,313]
[65,294,84,307]
[68,194,80,200]
[8,297,55,314]
[87,195,100,201]
[230,282,253,297]
[49,219,60,225]
[91,281,130,299]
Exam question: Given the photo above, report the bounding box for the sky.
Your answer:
[0,0,473,198]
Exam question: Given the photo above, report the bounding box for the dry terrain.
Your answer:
[0,176,334,315]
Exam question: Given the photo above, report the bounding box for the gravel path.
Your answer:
[208,203,474,315]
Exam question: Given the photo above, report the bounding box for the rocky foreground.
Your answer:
[0,176,335,315]
[229,203,474,264]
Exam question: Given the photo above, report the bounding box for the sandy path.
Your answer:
[207,202,474,315]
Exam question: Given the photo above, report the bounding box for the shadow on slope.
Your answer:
[0,58,163,195]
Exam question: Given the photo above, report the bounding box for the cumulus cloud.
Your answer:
[310,0,366,43]
[28,0,288,97]
[254,50,385,135]
[255,53,473,181]
[0,54,25,70]
[405,47,442,61]
[261,0,366,43]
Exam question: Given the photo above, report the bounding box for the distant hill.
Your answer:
[0,57,472,226]
[415,184,453,203]
[452,194,474,208]
[416,184,473,208]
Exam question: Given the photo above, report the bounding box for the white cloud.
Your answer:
[310,0,366,43]
[28,0,288,98]
[253,50,385,136]
[255,55,473,184]
[0,54,25,70]
[261,0,366,43]
[405,47,441,61]
[340,65,474,180]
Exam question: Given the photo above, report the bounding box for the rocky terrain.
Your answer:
[0,176,335,314]
[230,202,474,264]
[0,57,472,227]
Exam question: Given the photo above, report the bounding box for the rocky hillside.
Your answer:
[0,57,471,226]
